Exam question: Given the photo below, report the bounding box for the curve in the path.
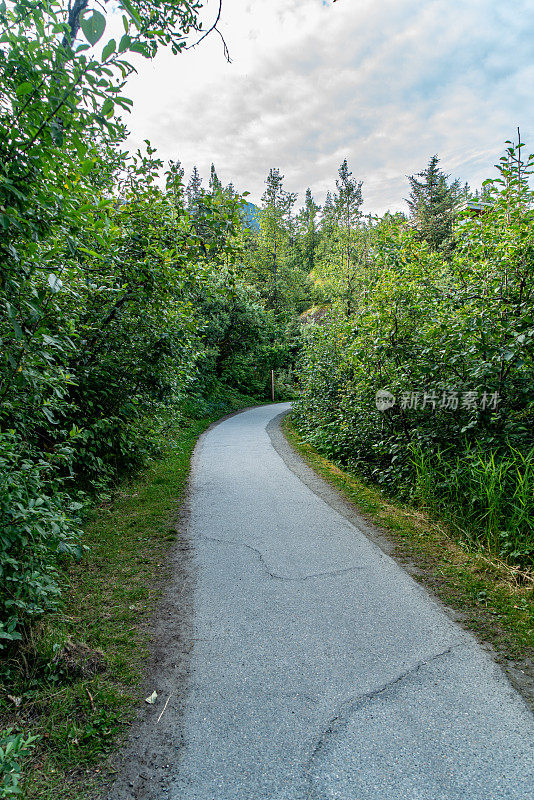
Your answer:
[169,403,533,800]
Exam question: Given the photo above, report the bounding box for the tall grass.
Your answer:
[410,444,534,570]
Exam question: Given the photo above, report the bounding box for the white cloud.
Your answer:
[124,0,534,214]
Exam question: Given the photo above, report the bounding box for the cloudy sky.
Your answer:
[124,0,534,214]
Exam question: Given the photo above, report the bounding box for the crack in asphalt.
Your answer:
[304,642,465,799]
[200,535,363,582]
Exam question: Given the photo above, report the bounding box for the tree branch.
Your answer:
[62,0,89,49]
[185,0,231,63]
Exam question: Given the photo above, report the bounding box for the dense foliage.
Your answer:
[294,147,534,569]
[0,1,298,646]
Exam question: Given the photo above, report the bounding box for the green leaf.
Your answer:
[11,318,23,341]
[102,38,116,61]
[81,10,106,46]
[42,407,56,425]
[0,629,22,641]
[80,159,95,176]
[50,119,64,147]
[71,134,88,158]
[15,82,33,97]
[119,33,131,52]
[101,98,114,117]
[79,246,104,261]
[115,96,134,110]
[129,41,150,57]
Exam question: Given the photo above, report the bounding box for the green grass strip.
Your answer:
[1,416,212,799]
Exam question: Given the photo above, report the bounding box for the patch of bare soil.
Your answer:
[105,528,196,800]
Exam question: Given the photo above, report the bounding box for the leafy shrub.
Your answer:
[294,141,534,569]
[0,432,83,646]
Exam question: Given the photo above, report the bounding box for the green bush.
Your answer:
[0,432,83,647]
[294,141,534,569]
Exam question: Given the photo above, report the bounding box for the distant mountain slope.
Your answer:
[241,200,259,230]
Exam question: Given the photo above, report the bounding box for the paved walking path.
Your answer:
[169,403,533,799]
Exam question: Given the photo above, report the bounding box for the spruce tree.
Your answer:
[297,188,321,273]
[406,155,461,250]
[209,163,222,194]
[334,159,363,315]
[187,165,203,211]
[320,191,336,235]
[260,169,297,310]
[335,159,363,229]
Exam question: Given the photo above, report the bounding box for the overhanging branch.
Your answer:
[185,0,231,63]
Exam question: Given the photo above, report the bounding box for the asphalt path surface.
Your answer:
[149,404,534,799]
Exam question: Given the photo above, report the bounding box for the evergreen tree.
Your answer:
[310,164,367,313]
[334,159,363,315]
[297,188,321,274]
[187,165,203,211]
[406,155,461,250]
[168,158,185,182]
[225,181,237,200]
[335,159,363,229]
[209,163,222,194]
[259,168,297,310]
[320,191,336,236]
